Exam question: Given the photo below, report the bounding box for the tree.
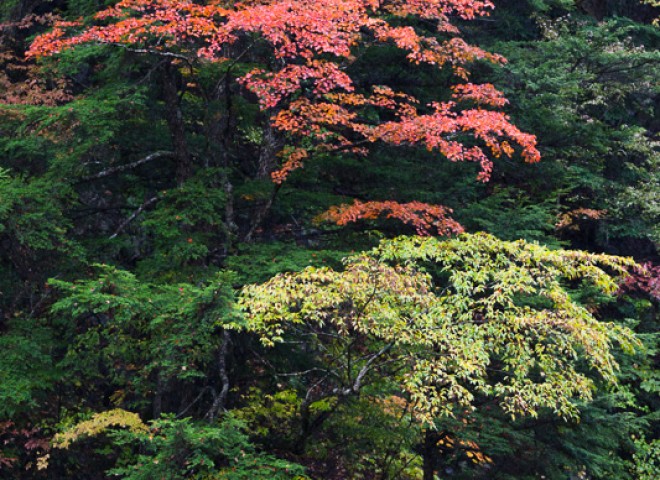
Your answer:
[27,0,540,235]
[239,233,640,479]
[1,2,657,478]
[48,266,236,420]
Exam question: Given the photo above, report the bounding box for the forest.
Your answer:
[0,1,658,479]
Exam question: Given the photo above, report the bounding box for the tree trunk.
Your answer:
[242,120,281,242]
[162,62,192,186]
[206,330,231,422]
[153,372,164,419]
[422,429,438,480]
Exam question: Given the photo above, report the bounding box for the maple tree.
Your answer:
[28,0,540,234]
[239,233,640,479]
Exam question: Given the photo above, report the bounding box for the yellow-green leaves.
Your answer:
[53,409,147,449]
[239,233,640,426]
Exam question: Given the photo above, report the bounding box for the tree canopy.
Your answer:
[0,0,658,479]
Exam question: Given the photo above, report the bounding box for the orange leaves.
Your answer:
[0,17,73,105]
[27,1,227,58]
[452,83,508,107]
[28,1,503,69]
[367,101,540,181]
[318,200,464,236]
[27,0,543,230]
[381,0,494,24]
[271,147,308,184]
[372,24,504,71]
[270,81,539,183]
[273,98,357,138]
[556,208,607,232]
[224,0,368,59]
[241,60,354,109]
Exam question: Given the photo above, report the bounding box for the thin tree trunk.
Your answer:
[243,121,282,242]
[206,69,238,254]
[243,184,281,242]
[162,62,192,186]
[206,330,231,422]
[257,122,279,180]
[153,372,164,419]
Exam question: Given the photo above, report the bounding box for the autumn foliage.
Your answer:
[0,15,72,105]
[319,200,464,236]
[28,0,540,234]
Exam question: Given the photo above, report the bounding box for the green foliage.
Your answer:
[0,319,57,418]
[225,243,347,284]
[234,388,303,445]
[137,170,228,278]
[0,1,657,478]
[633,435,660,480]
[0,175,77,254]
[313,396,422,479]
[49,265,236,410]
[240,233,640,424]
[487,15,660,249]
[52,410,307,479]
[456,187,559,244]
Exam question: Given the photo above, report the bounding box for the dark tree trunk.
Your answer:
[153,372,164,419]
[423,429,439,480]
[162,62,192,186]
[243,122,282,242]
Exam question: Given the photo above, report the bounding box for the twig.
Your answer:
[177,387,211,418]
[111,43,194,63]
[275,367,331,377]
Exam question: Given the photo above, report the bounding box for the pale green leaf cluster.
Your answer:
[240,233,640,425]
[53,409,148,449]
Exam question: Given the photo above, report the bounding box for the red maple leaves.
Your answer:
[27,0,542,236]
[319,200,464,236]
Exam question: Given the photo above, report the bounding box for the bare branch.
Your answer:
[109,195,160,239]
[177,386,211,418]
[351,342,395,394]
[111,43,194,62]
[275,367,332,377]
[81,151,175,182]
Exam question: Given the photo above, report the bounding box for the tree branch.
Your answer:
[80,151,175,182]
[109,195,160,239]
[349,341,395,395]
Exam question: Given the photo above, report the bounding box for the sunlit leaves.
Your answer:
[53,409,148,450]
[240,233,639,425]
[50,411,307,479]
[318,200,464,236]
